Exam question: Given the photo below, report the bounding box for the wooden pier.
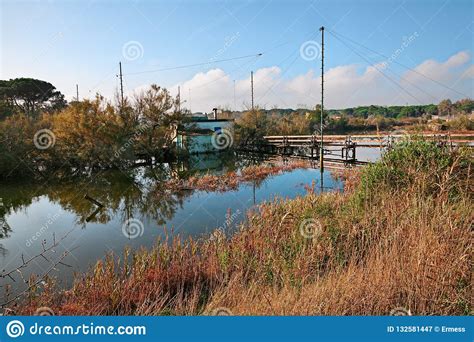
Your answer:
[240,133,473,165]
[264,133,473,147]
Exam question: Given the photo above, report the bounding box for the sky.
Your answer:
[1,0,473,112]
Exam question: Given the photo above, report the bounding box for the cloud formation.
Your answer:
[135,51,473,112]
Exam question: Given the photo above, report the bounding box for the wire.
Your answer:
[256,51,301,106]
[330,32,425,104]
[124,53,263,76]
[255,30,320,105]
[88,68,117,93]
[328,29,471,98]
[190,54,262,90]
[328,31,438,102]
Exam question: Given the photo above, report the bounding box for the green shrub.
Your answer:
[354,138,471,206]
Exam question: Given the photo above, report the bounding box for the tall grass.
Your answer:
[12,140,473,315]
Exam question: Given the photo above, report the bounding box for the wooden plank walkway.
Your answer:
[263,133,474,147]
[236,133,474,165]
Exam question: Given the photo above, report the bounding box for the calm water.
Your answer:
[1,151,375,297]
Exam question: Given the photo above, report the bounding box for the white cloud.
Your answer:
[402,51,471,86]
[132,51,473,112]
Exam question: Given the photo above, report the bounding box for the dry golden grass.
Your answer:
[206,193,472,315]
[10,141,473,316]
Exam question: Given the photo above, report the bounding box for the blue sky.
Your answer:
[1,0,473,111]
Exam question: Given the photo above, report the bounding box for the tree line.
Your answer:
[0,78,67,119]
[338,99,473,119]
[233,98,473,141]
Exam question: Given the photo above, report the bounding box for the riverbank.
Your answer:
[7,140,472,315]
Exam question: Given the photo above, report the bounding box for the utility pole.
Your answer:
[319,26,325,172]
[119,61,124,107]
[76,84,79,102]
[251,71,254,111]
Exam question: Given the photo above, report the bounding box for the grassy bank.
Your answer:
[10,141,473,315]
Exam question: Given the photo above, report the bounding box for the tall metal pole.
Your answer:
[251,71,254,111]
[76,84,79,102]
[119,62,124,107]
[177,86,181,112]
[253,180,256,205]
[319,26,325,171]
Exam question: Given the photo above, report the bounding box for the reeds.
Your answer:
[11,141,473,315]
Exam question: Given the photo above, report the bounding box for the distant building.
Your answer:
[175,110,235,154]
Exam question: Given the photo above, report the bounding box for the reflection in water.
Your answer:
[0,152,347,300]
[0,196,12,249]
[0,219,11,240]
[0,244,6,258]
[0,153,277,232]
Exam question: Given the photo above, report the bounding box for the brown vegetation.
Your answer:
[6,141,473,316]
[0,85,185,180]
[178,160,309,192]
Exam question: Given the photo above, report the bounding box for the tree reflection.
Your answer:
[0,197,11,239]
[0,153,245,237]
[0,219,11,239]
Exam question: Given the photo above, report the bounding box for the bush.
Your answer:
[447,115,474,131]
[0,85,185,179]
[354,139,471,206]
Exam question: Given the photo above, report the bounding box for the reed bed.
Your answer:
[11,141,473,315]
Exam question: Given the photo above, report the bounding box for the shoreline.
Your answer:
[3,141,471,316]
